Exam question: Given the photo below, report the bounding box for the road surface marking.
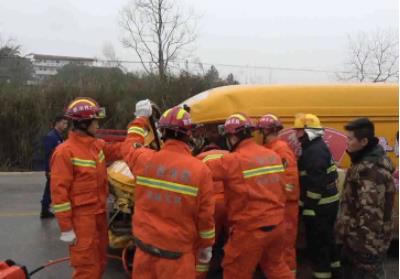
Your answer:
[0,211,39,217]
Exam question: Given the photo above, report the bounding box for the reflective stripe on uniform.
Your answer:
[300,165,337,177]
[285,184,294,192]
[300,193,339,208]
[306,191,321,200]
[302,209,316,216]
[136,176,198,197]
[53,202,71,213]
[318,193,340,205]
[199,228,215,239]
[243,164,284,179]
[196,263,210,272]
[202,154,224,162]
[127,126,145,136]
[330,261,341,268]
[326,164,337,174]
[71,157,96,168]
[98,150,105,163]
[313,271,332,278]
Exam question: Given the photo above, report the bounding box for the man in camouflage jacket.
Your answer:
[335,118,396,279]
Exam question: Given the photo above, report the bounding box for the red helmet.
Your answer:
[258,114,283,133]
[159,106,193,135]
[224,113,254,134]
[65,97,105,121]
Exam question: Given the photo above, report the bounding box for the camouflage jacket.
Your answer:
[335,144,396,256]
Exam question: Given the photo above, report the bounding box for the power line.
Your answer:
[101,58,351,74]
[1,55,353,74]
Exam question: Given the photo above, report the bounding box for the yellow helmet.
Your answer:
[294,113,323,129]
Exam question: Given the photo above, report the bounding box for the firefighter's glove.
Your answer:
[198,247,212,263]
[135,99,153,118]
[60,230,76,245]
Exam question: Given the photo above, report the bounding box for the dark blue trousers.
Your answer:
[41,174,51,210]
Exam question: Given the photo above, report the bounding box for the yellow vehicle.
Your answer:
[107,83,398,273]
[184,83,399,234]
[186,83,398,167]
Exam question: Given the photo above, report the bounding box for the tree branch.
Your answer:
[119,0,197,79]
[339,29,399,83]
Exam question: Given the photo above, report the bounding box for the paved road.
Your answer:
[0,173,398,279]
[0,173,126,279]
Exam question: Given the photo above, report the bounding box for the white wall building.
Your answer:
[27,53,96,80]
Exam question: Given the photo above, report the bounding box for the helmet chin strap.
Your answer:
[261,131,269,145]
[228,128,254,151]
[226,135,245,152]
[226,137,233,151]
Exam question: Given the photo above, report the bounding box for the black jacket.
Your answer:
[298,137,338,215]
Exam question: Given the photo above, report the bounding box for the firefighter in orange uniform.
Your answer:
[195,125,229,279]
[50,97,124,279]
[258,114,300,274]
[205,113,294,279]
[122,103,215,279]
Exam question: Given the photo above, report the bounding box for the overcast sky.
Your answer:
[0,0,398,83]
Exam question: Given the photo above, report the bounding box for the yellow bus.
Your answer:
[186,84,398,166]
[184,83,399,235]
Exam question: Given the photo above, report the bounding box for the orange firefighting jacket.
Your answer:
[123,117,215,253]
[265,139,300,202]
[205,138,286,231]
[197,149,229,200]
[50,131,123,232]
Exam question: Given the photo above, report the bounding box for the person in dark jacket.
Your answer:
[335,118,395,279]
[294,113,341,279]
[40,115,68,218]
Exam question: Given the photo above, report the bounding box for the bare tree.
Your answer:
[0,34,20,56]
[119,0,197,81]
[338,30,399,82]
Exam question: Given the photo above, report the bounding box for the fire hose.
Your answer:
[29,254,123,277]
[0,254,124,279]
